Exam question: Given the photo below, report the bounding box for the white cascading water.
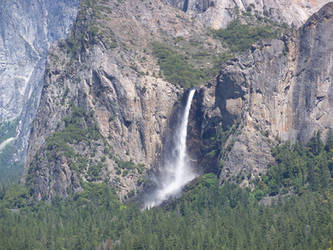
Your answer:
[145,89,196,208]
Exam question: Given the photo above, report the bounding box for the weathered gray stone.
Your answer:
[163,0,331,28]
[23,0,333,201]
[24,0,192,200]
[0,0,79,164]
[214,2,333,185]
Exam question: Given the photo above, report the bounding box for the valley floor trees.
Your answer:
[0,133,332,249]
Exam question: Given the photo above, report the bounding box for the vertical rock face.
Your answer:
[25,0,217,200]
[293,4,333,143]
[187,82,223,175]
[23,0,333,200]
[163,0,331,28]
[0,0,79,163]
[204,2,333,185]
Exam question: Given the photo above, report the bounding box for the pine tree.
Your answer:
[307,131,323,155]
[325,128,333,152]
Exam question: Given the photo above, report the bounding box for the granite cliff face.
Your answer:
[24,0,333,200]
[187,2,333,186]
[0,0,79,164]
[24,0,222,200]
[163,0,331,28]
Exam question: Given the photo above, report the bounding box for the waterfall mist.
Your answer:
[144,89,197,208]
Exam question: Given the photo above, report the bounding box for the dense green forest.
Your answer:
[0,134,332,249]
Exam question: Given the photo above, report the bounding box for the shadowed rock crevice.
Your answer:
[187,83,224,175]
[215,73,246,130]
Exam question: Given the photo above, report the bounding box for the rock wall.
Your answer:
[24,0,212,200]
[24,0,333,200]
[0,0,80,164]
[163,0,331,28]
[210,2,333,185]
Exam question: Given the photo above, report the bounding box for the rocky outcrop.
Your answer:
[163,0,331,29]
[24,0,221,200]
[0,0,80,164]
[24,0,333,201]
[211,2,333,185]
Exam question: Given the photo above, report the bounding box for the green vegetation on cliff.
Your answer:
[25,105,108,193]
[212,7,291,53]
[151,12,288,88]
[152,42,232,88]
[152,42,208,88]
[214,19,279,52]
[252,131,333,200]
[45,106,101,154]
[27,104,146,197]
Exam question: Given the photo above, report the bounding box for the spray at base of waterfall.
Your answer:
[144,89,196,209]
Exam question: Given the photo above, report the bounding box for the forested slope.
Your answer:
[0,134,332,249]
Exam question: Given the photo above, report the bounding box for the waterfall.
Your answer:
[145,89,196,208]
